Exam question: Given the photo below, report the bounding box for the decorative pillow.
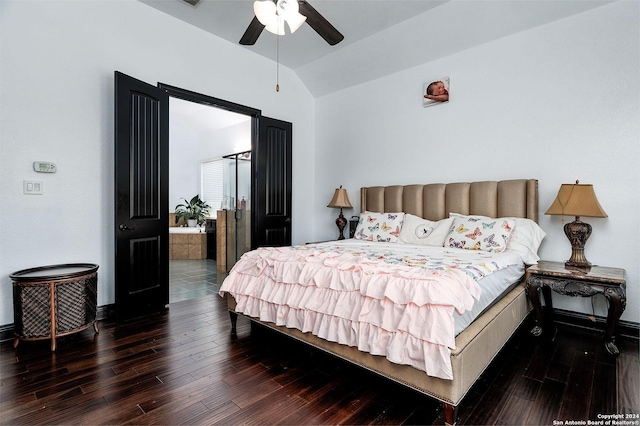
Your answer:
[449,213,545,263]
[398,214,454,246]
[445,214,515,253]
[354,211,405,242]
[505,218,546,264]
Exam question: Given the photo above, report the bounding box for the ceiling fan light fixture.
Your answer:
[254,0,306,35]
[241,0,344,46]
[275,0,306,33]
[254,1,275,24]
[276,0,298,14]
[285,11,306,33]
[254,1,283,35]
[266,20,285,35]
[262,15,285,35]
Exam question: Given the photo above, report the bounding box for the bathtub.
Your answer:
[169,227,205,234]
[169,227,207,259]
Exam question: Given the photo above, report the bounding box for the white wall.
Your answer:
[169,113,201,212]
[0,0,316,325]
[198,121,252,162]
[169,111,251,212]
[315,1,640,323]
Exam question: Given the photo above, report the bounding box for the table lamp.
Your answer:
[327,186,353,240]
[545,180,607,269]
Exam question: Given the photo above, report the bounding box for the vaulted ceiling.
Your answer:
[140,0,613,97]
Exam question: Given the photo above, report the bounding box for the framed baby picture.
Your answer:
[423,76,450,108]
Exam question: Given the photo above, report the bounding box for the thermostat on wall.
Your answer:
[33,161,56,173]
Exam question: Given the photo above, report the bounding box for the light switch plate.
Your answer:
[23,180,43,195]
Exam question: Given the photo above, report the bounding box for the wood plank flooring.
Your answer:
[1,294,638,425]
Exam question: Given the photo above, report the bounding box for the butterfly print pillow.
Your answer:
[353,211,405,243]
[445,215,515,253]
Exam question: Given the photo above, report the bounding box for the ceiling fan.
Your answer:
[240,0,344,46]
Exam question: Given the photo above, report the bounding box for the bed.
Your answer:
[220,179,541,425]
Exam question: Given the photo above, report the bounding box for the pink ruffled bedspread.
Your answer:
[219,243,485,380]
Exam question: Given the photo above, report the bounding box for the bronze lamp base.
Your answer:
[335,209,347,240]
[563,216,592,270]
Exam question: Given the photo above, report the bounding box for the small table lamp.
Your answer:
[327,186,353,240]
[545,180,607,270]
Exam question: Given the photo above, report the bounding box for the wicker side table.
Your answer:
[11,263,99,351]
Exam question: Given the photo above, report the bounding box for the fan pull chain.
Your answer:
[276,25,280,92]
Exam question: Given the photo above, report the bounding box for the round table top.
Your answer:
[10,263,99,282]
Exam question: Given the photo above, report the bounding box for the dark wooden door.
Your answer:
[253,116,292,248]
[114,71,169,322]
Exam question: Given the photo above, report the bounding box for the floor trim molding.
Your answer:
[553,308,639,340]
[2,305,637,343]
[0,304,115,343]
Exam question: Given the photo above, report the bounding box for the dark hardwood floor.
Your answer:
[1,294,638,425]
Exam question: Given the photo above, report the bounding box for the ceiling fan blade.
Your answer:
[298,0,344,45]
[239,16,265,45]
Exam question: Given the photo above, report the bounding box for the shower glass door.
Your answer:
[223,151,251,270]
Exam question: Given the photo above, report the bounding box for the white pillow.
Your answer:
[449,213,546,263]
[506,218,546,264]
[354,211,405,242]
[398,214,454,246]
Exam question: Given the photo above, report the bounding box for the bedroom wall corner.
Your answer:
[313,0,639,324]
[0,0,316,327]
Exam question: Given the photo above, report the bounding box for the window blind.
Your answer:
[201,159,224,211]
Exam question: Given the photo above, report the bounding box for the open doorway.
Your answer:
[168,96,252,303]
[115,73,291,320]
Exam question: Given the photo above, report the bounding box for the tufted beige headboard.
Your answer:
[361,179,538,223]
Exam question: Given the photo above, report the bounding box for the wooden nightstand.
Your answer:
[526,260,626,355]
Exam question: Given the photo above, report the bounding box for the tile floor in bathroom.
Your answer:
[169,258,226,303]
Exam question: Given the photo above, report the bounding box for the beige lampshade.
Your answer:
[545,182,607,218]
[327,187,353,209]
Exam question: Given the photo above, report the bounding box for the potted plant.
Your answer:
[174,195,211,227]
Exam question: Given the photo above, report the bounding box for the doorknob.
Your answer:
[119,224,135,231]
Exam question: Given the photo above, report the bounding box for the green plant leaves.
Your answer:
[174,195,211,225]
